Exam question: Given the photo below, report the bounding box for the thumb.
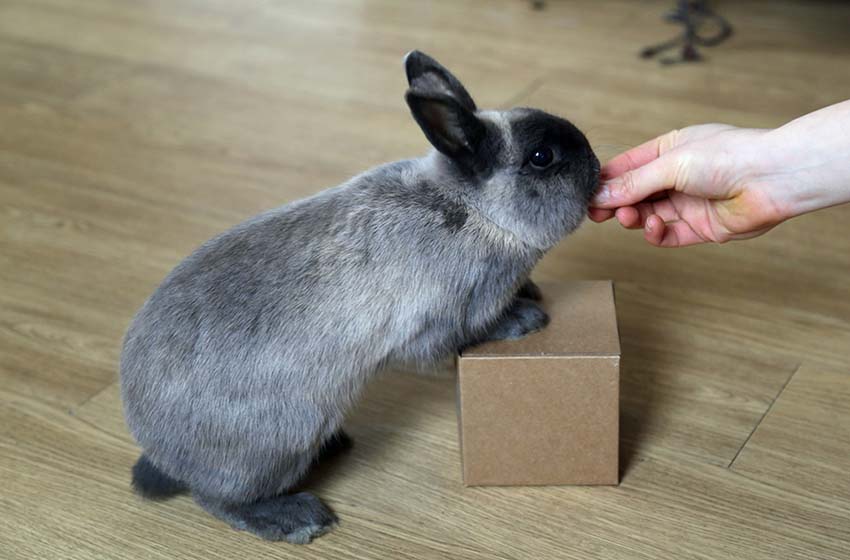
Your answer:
[592,150,688,208]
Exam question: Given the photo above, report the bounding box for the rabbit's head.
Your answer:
[405,51,600,250]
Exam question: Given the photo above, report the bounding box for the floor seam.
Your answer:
[500,76,546,109]
[72,378,118,413]
[727,362,801,469]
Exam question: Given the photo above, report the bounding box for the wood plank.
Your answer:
[731,364,850,502]
[3,373,843,560]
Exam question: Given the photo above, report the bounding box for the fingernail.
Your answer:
[592,182,614,205]
[646,220,653,232]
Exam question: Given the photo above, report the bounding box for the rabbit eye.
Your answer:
[529,147,554,169]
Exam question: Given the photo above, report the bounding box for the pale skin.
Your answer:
[589,100,850,247]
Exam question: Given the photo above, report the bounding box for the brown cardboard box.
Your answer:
[457,281,620,486]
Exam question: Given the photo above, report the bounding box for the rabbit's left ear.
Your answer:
[404,50,477,112]
[405,90,485,159]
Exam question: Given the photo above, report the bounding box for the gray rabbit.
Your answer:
[120,51,599,544]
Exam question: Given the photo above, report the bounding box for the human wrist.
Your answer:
[760,144,850,221]
[758,102,850,219]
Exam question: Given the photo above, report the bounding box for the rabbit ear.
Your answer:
[405,90,486,159]
[404,50,477,112]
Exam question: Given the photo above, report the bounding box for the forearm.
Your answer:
[759,100,850,219]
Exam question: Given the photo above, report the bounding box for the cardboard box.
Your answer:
[457,281,620,486]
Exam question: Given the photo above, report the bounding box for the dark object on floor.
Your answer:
[641,0,733,65]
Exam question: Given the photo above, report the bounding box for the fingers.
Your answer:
[643,215,707,248]
[590,202,710,247]
[595,198,681,229]
[594,152,687,209]
[587,207,615,222]
[593,130,689,210]
[614,207,641,229]
[643,214,666,245]
[600,131,679,180]
[641,197,680,223]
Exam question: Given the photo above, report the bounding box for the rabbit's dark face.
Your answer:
[405,51,599,250]
[469,108,600,249]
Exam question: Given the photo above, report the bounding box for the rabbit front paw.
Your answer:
[484,298,550,342]
[516,279,543,301]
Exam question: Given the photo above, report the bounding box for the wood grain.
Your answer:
[1,0,849,558]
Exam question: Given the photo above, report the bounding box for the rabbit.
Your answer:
[120,50,600,544]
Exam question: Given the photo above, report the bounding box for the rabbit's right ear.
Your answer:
[404,50,477,112]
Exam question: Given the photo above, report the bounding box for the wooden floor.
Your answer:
[2,1,849,558]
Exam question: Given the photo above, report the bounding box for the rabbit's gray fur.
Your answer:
[120,50,599,543]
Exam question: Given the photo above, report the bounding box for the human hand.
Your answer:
[589,125,782,247]
[589,100,850,247]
